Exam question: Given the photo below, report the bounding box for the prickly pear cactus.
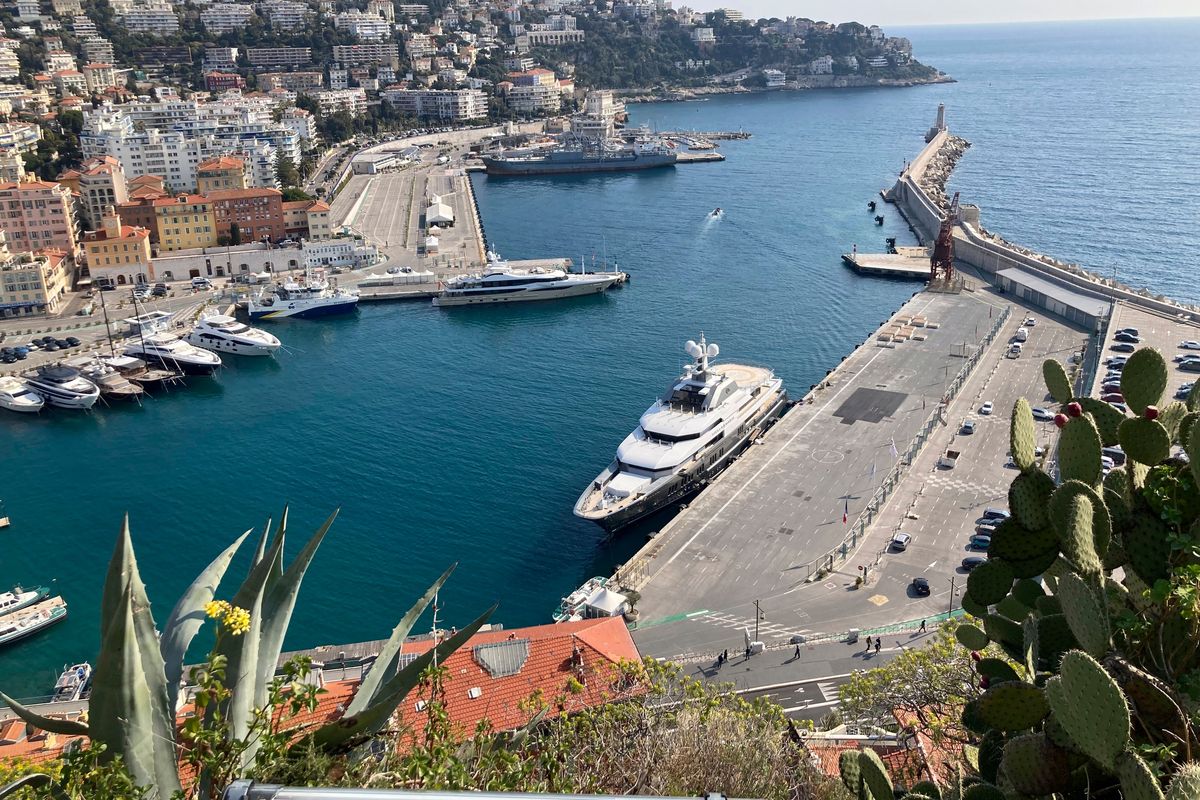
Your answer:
[858,346,1200,800]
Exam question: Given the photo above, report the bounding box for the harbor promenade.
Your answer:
[625,287,1009,660]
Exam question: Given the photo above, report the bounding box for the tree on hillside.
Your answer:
[276,156,301,188]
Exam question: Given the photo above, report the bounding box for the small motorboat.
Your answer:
[710,207,723,217]
[0,375,44,413]
[867,200,877,212]
[0,597,67,648]
[0,585,51,619]
[874,215,885,225]
[51,662,92,702]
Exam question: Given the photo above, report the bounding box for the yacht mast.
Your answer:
[97,285,115,357]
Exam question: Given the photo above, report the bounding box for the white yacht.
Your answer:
[20,365,100,410]
[432,252,627,307]
[64,356,144,401]
[124,333,222,375]
[0,375,44,413]
[574,335,787,531]
[185,314,281,356]
[247,270,359,320]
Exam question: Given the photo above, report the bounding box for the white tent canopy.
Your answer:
[427,202,455,225]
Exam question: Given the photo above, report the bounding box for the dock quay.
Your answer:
[676,151,726,164]
[621,287,1009,661]
[842,247,931,279]
[660,130,752,140]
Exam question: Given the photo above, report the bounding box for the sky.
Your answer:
[687,1,1200,26]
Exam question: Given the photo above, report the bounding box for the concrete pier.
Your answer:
[842,247,931,279]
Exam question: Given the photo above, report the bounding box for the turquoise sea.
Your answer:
[1,18,1197,698]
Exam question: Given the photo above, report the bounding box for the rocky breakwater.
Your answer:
[917,134,971,212]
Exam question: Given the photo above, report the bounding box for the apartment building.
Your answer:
[153,194,219,251]
[335,11,391,40]
[66,155,129,230]
[331,43,400,66]
[205,71,246,92]
[207,187,285,242]
[0,238,70,317]
[204,46,240,72]
[314,88,367,116]
[281,107,316,142]
[0,122,41,155]
[258,71,323,91]
[201,3,257,34]
[246,47,312,68]
[196,155,250,193]
[380,87,487,121]
[0,180,78,255]
[82,63,118,92]
[260,0,310,30]
[82,37,115,65]
[82,208,153,286]
[120,4,181,34]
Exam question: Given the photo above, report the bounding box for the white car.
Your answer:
[891,532,912,551]
[1181,341,1200,350]
[980,401,994,415]
[962,419,977,434]
[1025,317,1037,326]
[1031,407,1055,421]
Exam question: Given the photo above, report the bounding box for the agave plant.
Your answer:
[0,509,493,798]
[840,347,1200,800]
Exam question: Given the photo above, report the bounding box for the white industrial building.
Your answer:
[380,88,487,122]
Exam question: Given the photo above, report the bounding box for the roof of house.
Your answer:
[803,738,931,788]
[84,224,149,242]
[204,187,282,202]
[128,174,166,187]
[307,200,330,212]
[197,155,245,172]
[152,194,210,208]
[127,186,168,201]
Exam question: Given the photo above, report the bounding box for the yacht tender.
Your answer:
[574,334,787,531]
[124,333,222,375]
[0,376,44,413]
[185,314,281,356]
[433,252,626,307]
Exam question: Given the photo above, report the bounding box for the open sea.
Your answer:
[1,18,1197,697]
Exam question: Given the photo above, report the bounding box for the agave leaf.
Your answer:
[99,515,136,647]
[306,604,496,751]
[90,584,183,796]
[346,563,456,716]
[0,690,90,736]
[251,515,273,569]
[253,510,338,715]
[160,530,251,712]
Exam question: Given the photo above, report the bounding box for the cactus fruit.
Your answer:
[858,747,894,800]
[1043,359,1074,404]
[999,732,1073,795]
[1055,413,1069,429]
[962,783,1006,800]
[1124,512,1173,584]
[977,681,1048,731]
[1009,470,1056,530]
[1120,416,1171,466]
[1059,414,1104,485]
[956,623,990,651]
[1036,613,1080,670]
[1120,347,1168,415]
[987,519,1058,563]
[1057,571,1110,657]
[1158,401,1188,441]
[1118,750,1167,800]
[839,750,862,795]
[1146,405,1161,421]
[967,558,1016,606]
[976,657,1021,684]
[1011,398,1037,471]
[1045,651,1131,770]
[1079,398,1125,446]
[1166,764,1200,800]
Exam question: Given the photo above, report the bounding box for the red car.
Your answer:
[1101,392,1124,403]
[1101,383,1122,394]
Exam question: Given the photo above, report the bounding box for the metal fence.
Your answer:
[795,304,1012,582]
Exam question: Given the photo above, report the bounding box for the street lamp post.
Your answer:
[949,575,957,615]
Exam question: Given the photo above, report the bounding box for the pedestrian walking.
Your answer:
[864,635,872,652]
[919,619,926,632]
[875,639,881,654]
[794,645,801,659]
[723,649,729,662]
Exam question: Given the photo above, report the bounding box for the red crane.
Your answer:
[930,191,959,283]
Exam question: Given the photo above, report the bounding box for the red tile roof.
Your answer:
[84,225,149,242]
[197,155,245,172]
[307,200,330,212]
[204,187,282,201]
[804,739,932,787]
[151,194,210,207]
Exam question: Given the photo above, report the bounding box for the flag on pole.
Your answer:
[843,499,849,524]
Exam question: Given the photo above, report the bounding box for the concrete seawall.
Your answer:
[886,115,1200,323]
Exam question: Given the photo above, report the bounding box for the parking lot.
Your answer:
[1090,301,1200,405]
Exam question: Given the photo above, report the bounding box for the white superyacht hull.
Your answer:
[184,332,279,357]
[433,274,624,307]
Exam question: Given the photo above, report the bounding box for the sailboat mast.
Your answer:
[97,285,115,357]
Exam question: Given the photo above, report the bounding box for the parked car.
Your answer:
[1102,383,1122,394]
[151,286,168,297]
[1031,407,1055,421]
[1181,361,1200,373]
[1115,333,1141,344]
[1110,342,1136,353]
[1102,446,1126,465]
[1116,327,1140,337]
[1109,402,1129,413]
[969,534,993,550]
[891,532,912,552]
[981,508,1010,521]
[980,401,993,415]
[1024,317,1037,326]
[1101,393,1124,403]
[1107,356,1129,366]
[961,419,977,434]
[911,577,931,596]
[1180,341,1200,350]
[961,556,987,572]
[1101,455,1116,470]
[976,522,998,534]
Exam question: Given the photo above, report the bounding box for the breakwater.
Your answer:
[886,108,1200,323]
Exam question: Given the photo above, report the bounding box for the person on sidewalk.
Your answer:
[864,635,872,652]
[794,645,801,659]
[875,639,881,654]
[919,619,926,632]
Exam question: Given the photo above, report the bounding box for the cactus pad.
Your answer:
[962,698,989,736]
[1124,512,1173,584]
[1107,655,1184,732]
[956,622,989,651]
[1005,547,1061,579]
[1189,381,1200,413]
[1035,595,1062,615]
[1009,470,1055,530]
[996,593,1033,622]
[1059,414,1104,486]
[1011,398,1037,472]
[839,750,862,795]
[1190,420,1200,489]
[1183,412,1200,449]
[977,681,1048,731]
[1049,481,1112,559]
[909,782,941,800]
[1000,733,1073,795]
[1120,347,1168,415]
[1042,358,1074,404]
[978,730,1006,784]
[1035,613,1079,670]
[1011,578,1045,606]
[1166,763,1200,800]
[1079,397,1126,446]
[967,558,1015,606]
[1118,750,1167,800]
[962,783,1006,800]
[857,747,893,800]
[977,657,1021,684]
[987,519,1058,563]
[984,612,1023,650]
[1119,416,1171,466]
[1046,651,1131,770]
[960,591,989,618]
[1058,571,1109,657]
[1059,493,1102,574]
[1159,400,1189,442]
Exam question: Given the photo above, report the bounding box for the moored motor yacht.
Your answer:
[432,252,627,307]
[124,333,222,375]
[574,334,788,531]
[20,365,100,410]
[0,585,50,619]
[0,375,44,413]
[65,356,144,401]
[51,662,92,702]
[101,355,182,389]
[0,597,67,648]
[247,269,359,320]
[185,314,281,356]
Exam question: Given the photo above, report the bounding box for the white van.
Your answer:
[191,277,213,289]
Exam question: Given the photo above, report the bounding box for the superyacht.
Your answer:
[247,270,359,320]
[124,333,222,375]
[185,314,281,356]
[574,335,787,530]
[433,252,626,307]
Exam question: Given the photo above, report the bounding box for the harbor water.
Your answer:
[1,18,1197,697]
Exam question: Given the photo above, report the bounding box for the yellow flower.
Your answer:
[204,600,228,620]
[223,605,251,636]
